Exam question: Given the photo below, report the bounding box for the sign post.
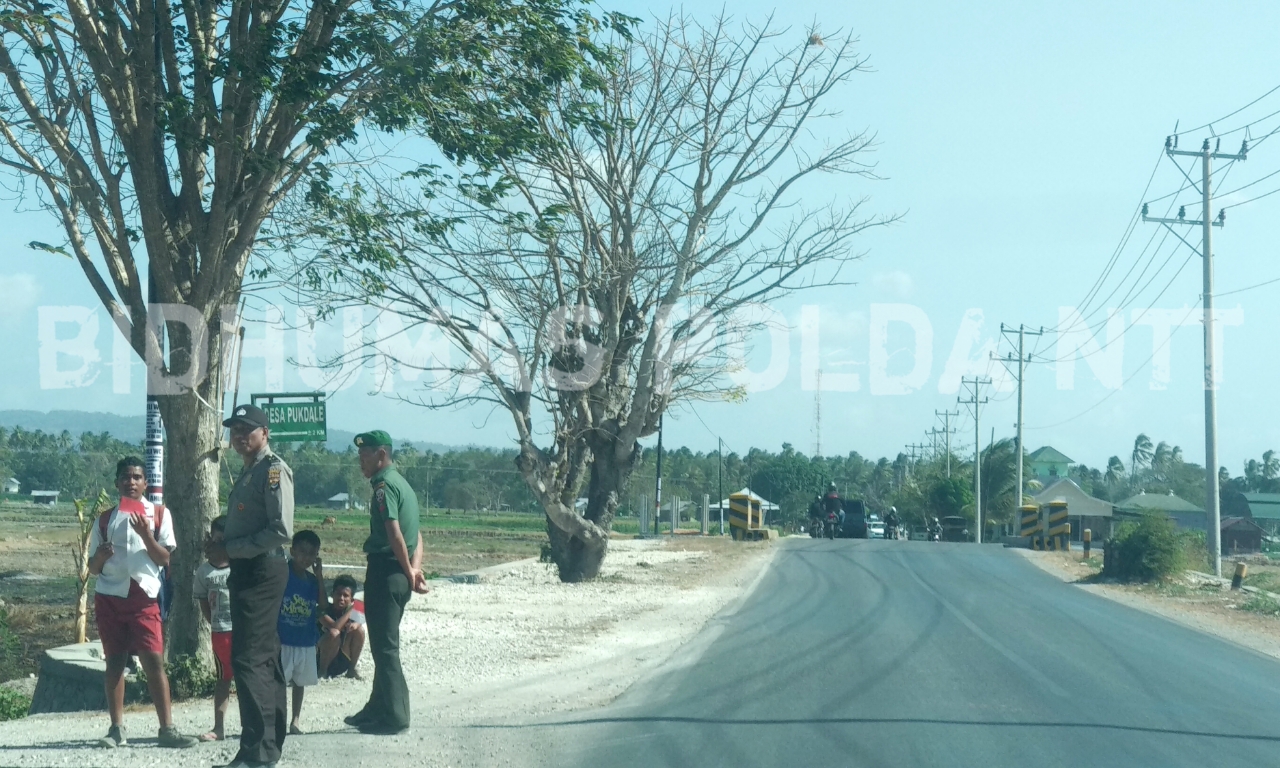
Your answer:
[250,392,328,443]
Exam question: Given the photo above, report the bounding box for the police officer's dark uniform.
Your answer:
[345,430,420,734]
[222,404,294,767]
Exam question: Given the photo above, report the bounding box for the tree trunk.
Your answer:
[544,435,639,582]
[156,373,223,663]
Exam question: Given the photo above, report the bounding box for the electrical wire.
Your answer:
[1222,184,1280,210]
[1171,84,1280,136]
[1023,303,1199,431]
[1216,275,1280,298]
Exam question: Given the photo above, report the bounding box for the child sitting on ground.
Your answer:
[193,516,233,742]
[318,574,366,679]
[278,529,326,735]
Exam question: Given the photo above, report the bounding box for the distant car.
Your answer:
[941,516,969,542]
[868,522,885,539]
[839,499,868,539]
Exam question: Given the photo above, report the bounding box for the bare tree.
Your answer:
[0,0,626,655]
[286,14,897,580]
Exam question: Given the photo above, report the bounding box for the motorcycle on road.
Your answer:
[825,512,840,540]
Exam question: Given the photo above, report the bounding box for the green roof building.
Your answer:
[1028,446,1073,482]
[1114,490,1206,530]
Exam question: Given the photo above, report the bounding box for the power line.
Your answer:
[1023,304,1199,431]
[1222,184,1280,210]
[1216,274,1280,298]
[1171,83,1280,136]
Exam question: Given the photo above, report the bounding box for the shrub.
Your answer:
[136,654,218,701]
[1106,514,1185,582]
[0,688,28,721]
[1240,594,1280,616]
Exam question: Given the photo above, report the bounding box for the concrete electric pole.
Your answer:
[1143,134,1247,577]
[959,378,990,544]
[935,410,959,478]
[996,324,1045,527]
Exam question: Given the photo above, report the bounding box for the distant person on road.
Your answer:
[194,515,233,742]
[343,430,429,735]
[319,574,366,679]
[823,483,844,527]
[87,457,198,750]
[278,530,327,735]
[223,403,294,768]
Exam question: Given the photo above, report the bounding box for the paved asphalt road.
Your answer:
[511,538,1280,767]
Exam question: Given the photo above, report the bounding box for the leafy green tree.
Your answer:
[928,476,973,521]
[0,0,628,655]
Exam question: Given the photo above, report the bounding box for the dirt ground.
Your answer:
[0,535,776,768]
[1016,548,1280,662]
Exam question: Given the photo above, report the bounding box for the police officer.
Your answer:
[343,430,427,735]
[220,404,293,768]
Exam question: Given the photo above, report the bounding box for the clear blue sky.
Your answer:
[5,0,1280,474]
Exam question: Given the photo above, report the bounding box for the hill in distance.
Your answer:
[0,409,482,454]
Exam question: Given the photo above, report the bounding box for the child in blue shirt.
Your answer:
[278,529,326,735]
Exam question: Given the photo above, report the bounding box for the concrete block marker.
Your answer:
[29,642,146,715]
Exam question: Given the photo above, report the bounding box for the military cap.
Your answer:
[223,403,270,430]
[354,430,393,448]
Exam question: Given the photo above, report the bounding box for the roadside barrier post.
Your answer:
[1232,561,1247,590]
[1047,502,1069,551]
[701,494,709,536]
[1020,504,1040,549]
[1083,528,1091,557]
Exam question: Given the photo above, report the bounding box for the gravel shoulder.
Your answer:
[1014,547,1280,662]
[0,536,776,767]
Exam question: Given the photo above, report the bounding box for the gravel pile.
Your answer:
[0,537,771,767]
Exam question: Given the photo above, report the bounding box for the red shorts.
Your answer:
[94,580,163,657]
[211,631,233,681]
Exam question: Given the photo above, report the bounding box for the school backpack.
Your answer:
[98,504,175,621]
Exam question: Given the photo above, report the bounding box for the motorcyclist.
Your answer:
[823,483,845,529]
[808,494,824,534]
[884,506,900,538]
[929,516,942,541]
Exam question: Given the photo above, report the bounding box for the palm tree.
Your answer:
[1105,456,1126,496]
[980,438,1019,531]
[1263,450,1280,488]
[1131,434,1153,490]
[1151,441,1171,482]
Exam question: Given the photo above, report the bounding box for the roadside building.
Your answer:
[1238,493,1280,535]
[2,477,19,495]
[1031,477,1114,540]
[1221,517,1264,555]
[1113,490,1206,530]
[1028,447,1073,483]
[30,490,59,505]
[326,492,351,511]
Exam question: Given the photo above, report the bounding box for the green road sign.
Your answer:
[251,393,327,442]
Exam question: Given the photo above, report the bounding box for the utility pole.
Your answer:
[906,443,928,476]
[654,414,664,537]
[813,369,822,457]
[935,410,958,478]
[1143,134,1247,578]
[996,324,1046,528]
[959,378,990,544]
[718,437,725,536]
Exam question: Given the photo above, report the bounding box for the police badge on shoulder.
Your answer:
[268,466,282,490]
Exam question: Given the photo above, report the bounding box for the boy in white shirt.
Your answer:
[87,457,198,749]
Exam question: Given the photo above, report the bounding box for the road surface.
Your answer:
[506,538,1280,767]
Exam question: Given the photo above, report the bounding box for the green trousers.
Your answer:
[361,555,412,729]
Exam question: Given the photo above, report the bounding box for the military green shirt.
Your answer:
[364,465,420,559]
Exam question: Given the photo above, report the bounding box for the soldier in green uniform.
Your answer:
[221,404,294,768]
[343,430,427,734]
